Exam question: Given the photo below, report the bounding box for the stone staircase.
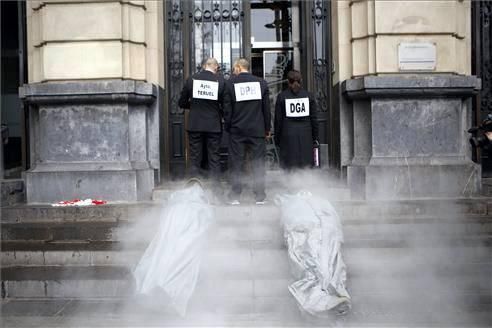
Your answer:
[1,190,492,326]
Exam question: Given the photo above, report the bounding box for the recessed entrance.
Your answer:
[164,0,331,178]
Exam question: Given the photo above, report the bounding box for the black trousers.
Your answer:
[188,131,221,181]
[228,134,266,200]
[278,121,314,169]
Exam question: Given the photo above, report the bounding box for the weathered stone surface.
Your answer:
[19,80,160,203]
[372,98,461,158]
[20,80,156,99]
[1,196,491,328]
[24,170,153,203]
[343,75,481,98]
[343,75,481,199]
[1,180,24,206]
[38,104,129,162]
[365,163,481,200]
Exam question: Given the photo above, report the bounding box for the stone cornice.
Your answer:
[19,80,157,105]
[32,0,146,11]
[343,75,481,99]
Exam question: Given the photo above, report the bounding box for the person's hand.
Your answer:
[313,140,320,147]
[265,131,272,140]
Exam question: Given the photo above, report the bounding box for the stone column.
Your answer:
[22,0,164,203]
[333,0,481,199]
[20,81,157,203]
[343,76,480,199]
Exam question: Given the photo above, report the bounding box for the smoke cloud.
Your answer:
[54,168,490,327]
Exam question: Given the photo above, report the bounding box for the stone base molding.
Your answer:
[20,80,159,203]
[343,76,481,200]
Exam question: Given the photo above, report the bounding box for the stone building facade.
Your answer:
[1,0,489,203]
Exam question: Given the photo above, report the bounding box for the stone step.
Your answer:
[3,243,491,275]
[4,208,492,230]
[2,236,491,267]
[3,232,491,258]
[2,216,491,246]
[2,296,491,328]
[152,170,352,202]
[2,265,491,300]
[3,197,492,224]
[3,246,491,276]
[152,186,352,202]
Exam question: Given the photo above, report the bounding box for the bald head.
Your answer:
[203,57,219,73]
[233,58,250,74]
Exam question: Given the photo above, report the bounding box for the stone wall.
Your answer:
[332,0,480,199]
[343,76,481,199]
[20,80,160,203]
[26,0,164,86]
[22,0,164,203]
[333,0,470,81]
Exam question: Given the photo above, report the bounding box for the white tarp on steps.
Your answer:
[275,191,351,317]
[133,182,213,316]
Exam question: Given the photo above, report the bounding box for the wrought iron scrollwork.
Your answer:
[168,0,185,115]
[191,0,243,77]
[313,59,329,112]
[311,0,329,112]
[480,2,492,113]
[472,1,492,171]
[313,0,327,26]
[170,3,182,25]
[482,3,491,27]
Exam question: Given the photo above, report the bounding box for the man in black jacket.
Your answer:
[225,58,271,205]
[178,57,231,187]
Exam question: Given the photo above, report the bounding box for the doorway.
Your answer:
[164,0,332,178]
[249,0,296,133]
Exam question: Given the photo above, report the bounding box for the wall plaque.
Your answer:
[398,42,437,71]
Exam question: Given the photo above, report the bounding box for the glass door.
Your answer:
[249,0,298,129]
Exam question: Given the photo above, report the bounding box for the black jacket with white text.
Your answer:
[178,70,231,133]
[225,72,271,138]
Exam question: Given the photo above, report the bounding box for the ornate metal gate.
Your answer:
[301,0,332,162]
[166,0,245,177]
[472,1,492,176]
[165,0,332,176]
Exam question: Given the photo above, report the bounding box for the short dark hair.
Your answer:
[287,70,302,83]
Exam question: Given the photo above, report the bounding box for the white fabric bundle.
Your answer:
[276,191,351,317]
[133,183,213,316]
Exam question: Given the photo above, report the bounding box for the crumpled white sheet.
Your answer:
[133,183,213,316]
[275,191,351,317]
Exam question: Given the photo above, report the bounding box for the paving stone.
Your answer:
[0,299,69,317]
[1,251,45,266]
[195,278,253,298]
[251,248,291,278]
[253,279,292,297]
[4,281,48,298]
[56,299,125,316]
[1,298,491,327]
[43,251,91,266]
